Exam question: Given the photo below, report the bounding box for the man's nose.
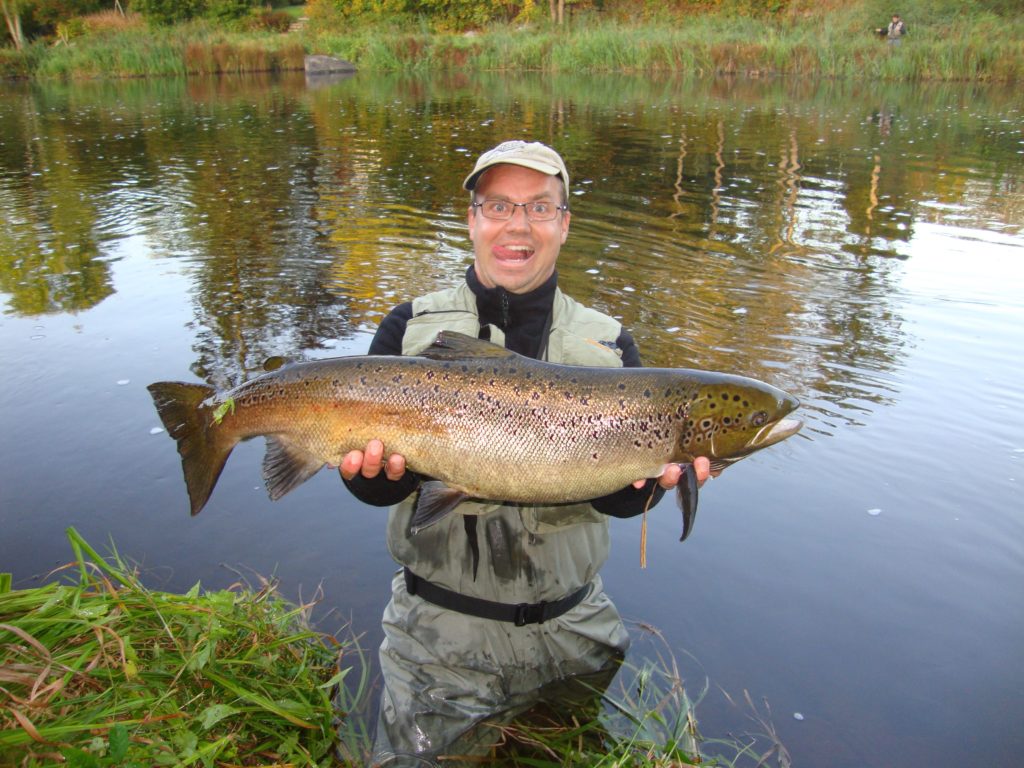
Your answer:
[506,205,532,228]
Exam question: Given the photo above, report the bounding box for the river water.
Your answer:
[1,71,1022,767]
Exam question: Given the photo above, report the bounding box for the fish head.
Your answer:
[676,374,802,471]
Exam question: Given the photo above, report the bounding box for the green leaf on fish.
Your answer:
[212,397,235,424]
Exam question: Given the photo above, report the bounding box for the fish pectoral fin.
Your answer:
[262,436,324,501]
[676,463,699,542]
[709,457,733,474]
[420,331,518,361]
[410,481,471,534]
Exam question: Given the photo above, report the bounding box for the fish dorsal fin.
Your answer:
[419,331,518,361]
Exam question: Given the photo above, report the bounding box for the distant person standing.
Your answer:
[877,14,907,46]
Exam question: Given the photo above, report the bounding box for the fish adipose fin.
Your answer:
[676,463,699,542]
[411,481,471,534]
[148,381,237,516]
[421,331,518,360]
[263,437,325,501]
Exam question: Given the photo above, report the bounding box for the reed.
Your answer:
[299,1,1022,81]
[4,1,1021,82]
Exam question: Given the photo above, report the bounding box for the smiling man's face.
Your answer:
[467,164,570,294]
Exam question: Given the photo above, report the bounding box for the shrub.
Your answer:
[205,0,259,23]
[129,0,206,25]
[249,9,295,32]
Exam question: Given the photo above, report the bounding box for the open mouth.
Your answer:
[494,244,534,262]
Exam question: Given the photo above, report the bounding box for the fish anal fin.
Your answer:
[420,331,517,361]
[262,436,324,501]
[676,463,699,542]
[411,481,471,533]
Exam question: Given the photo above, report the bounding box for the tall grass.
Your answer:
[17,20,307,79]
[0,528,343,766]
[4,1,1021,81]
[299,7,1022,81]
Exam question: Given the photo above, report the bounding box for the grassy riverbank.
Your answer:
[1,531,784,766]
[1,0,1021,81]
[0,529,343,766]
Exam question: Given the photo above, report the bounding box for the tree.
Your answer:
[549,0,564,25]
[2,0,25,50]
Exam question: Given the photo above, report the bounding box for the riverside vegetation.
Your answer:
[0,0,1021,81]
[0,530,792,766]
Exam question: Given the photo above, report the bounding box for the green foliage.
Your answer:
[129,0,207,25]
[27,0,106,32]
[205,0,259,23]
[0,528,343,767]
[307,0,516,31]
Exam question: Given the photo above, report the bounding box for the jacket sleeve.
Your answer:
[590,327,668,518]
[343,303,423,506]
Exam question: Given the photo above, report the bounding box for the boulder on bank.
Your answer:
[304,55,357,75]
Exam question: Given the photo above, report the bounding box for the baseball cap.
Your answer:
[463,140,570,198]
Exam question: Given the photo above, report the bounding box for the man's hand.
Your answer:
[339,439,407,482]
[632,456,712,490]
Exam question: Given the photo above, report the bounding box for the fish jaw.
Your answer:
[750,416,803,450]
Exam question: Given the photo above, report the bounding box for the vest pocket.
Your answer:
[520,503,605,534]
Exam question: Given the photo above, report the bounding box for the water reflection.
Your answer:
[3,75,1019,398]
[1,71,1023,768]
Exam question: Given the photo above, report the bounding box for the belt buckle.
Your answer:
[514,600,547,626]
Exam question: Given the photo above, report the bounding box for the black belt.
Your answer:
[403,567,591,627]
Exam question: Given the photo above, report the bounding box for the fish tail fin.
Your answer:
[148,381,237,516]
[676,463,699,542]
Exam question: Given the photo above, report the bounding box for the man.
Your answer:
[882,13,907,45]
[340,140,711,765]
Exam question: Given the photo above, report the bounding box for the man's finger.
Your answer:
[384,453,406,481]
[361,439,384,479]
[339,449,364,481]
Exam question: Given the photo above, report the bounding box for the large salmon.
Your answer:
[148,331,802,540]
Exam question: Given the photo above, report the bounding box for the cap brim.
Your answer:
[463,159,563,191]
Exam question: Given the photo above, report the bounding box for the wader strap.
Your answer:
[403,567,591,627]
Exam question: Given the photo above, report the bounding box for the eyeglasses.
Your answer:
[472,199,568,222]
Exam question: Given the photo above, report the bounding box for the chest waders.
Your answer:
[370,282,634,765]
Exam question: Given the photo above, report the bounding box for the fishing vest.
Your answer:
[385,281,626,603]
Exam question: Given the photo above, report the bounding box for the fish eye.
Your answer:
[751,411,768,427]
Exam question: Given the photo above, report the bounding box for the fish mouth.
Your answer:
[750,417,803,449]
[708,417,803,473]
